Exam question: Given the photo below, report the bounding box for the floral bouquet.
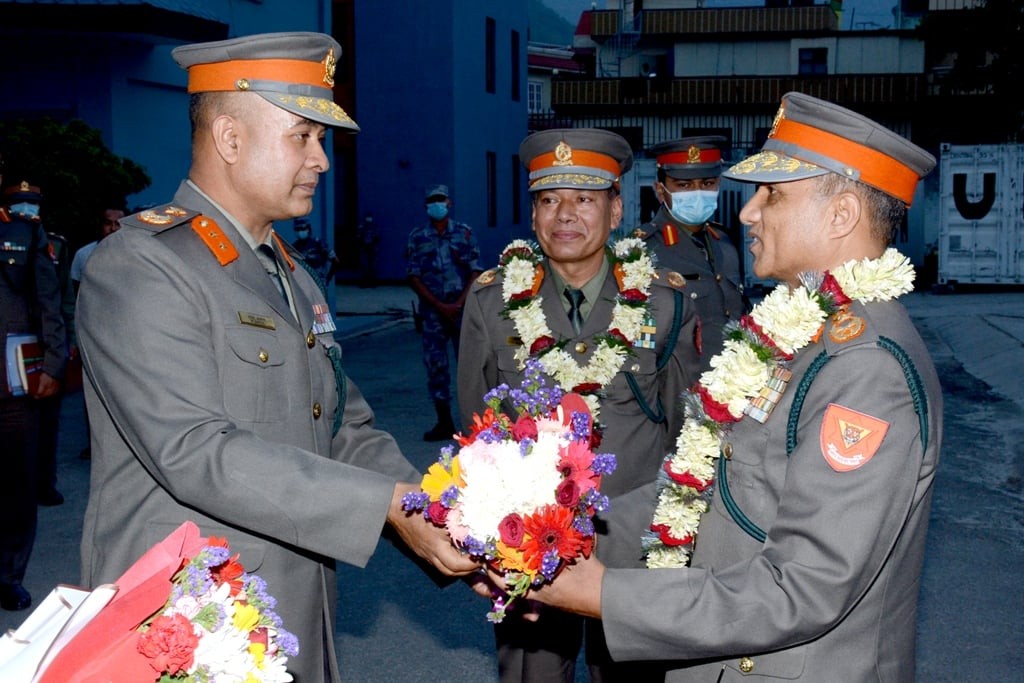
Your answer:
[133,537,299,682]
[402,359,617,622]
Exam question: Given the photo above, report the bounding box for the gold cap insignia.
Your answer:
[19,181,30,192]
[323,48,336,87]
[769,102,786,138]
[553,140,573,166]
[687,145,701,163]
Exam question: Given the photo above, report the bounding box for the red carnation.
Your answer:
[650,523,693,547]
[138,613,199,675]
[619,288,647,303]
[663,461,711,491]
[530,335,556,355]
[555,478,580,507]
[498,513,525,547]
[819,272,851,307]
[607,328,631,345]
[697,385,740,423]
[572,382,602,395]
[509,290,534,302]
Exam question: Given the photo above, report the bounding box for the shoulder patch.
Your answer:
[190,215,239,266]
[828,308,866,344]
[820,403,889,472]
[661,270,687,290]
[122,203,197,233]
[474,268,498,287]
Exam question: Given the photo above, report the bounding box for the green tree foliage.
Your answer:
[0,118,151,247]
[916,0,1024,141]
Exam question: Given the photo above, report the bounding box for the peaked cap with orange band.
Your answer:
[649,135,727,180]
[723,92,934,206]
[171,31,358,132]
[519,128,633,191]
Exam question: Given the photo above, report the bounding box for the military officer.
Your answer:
[459,128,701,682]
[0,180,66,611]
[524,93,943,682]
[633,136,746,367]
[75,32,475,683]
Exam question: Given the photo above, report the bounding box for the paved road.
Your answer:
[4,285,1022,682]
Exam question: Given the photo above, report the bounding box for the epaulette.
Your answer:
[654,267,687,291]
[706,222,724,240]
[823,300,878,353]
[121,203,197,233]
[630,223,656,240]
[0,207,9,223]
[473,268,499,289]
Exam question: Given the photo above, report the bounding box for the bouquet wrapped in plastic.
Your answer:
[402,360,616,622]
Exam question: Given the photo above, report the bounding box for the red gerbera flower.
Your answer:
[455,407,501,446]
[521,505,584,566]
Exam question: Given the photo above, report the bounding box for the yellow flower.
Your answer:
[422,458,464,501]
[495,540,536,578]
[248,641,267,668]
[232,602,261,633]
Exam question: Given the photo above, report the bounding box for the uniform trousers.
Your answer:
[419,305,462,402]
[0,397,40,584]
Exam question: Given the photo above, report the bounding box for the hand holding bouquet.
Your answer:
[403,360,616,622]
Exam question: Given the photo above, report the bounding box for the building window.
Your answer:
[798,48,828,76]
[487,151,497,227]
[528,81,543,113]
[485,17,496,94]
[511,155,522,225]
[511,30,521,102]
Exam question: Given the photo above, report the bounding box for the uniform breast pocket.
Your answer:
[222,325,288,423]
[606,350,659,414]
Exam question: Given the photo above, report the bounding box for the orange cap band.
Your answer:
[528,149,621,178]
[773,118,919,204]
[657,149,721,165]
[187,58,331,93]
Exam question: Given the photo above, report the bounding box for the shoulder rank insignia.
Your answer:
[139,206,188,225]
[820,403,889,472]
[662,224,679,246]
[666,271,686,289]
[829,308,866,344]
[476,268,496,286]
[191,215,239,266]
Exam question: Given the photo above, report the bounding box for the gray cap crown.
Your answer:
[649,135,727,180]
[519,128,633,191]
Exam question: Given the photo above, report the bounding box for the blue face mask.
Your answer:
[426,202,449,221]
[295,229,310,240]
[667,189,718,226]
[9,202,40,219]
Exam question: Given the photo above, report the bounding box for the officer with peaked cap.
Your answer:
[73,32,476,682]
[525,93,943,682]
[632,135,747,369]
[460,128,700,682]
[0,179,66,612]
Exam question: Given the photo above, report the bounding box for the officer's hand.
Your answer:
[526,553,605,619]
[33,372,60,399]
[387,483,479,577]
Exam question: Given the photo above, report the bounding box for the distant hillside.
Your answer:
[529,0,575,46]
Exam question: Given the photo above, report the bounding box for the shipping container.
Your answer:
[938,143,1024,287]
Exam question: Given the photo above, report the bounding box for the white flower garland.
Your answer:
[645,248,916,568]
[498,238,657,421]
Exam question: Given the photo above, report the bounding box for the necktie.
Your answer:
[564,287,585,335]
[257,244,289,307]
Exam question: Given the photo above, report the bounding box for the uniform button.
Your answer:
[690,292,698,300]
[715,273,722,282]
[724,310,731,318]
[631,363,640,372]
[739,656,754,673]
[722,442,733,459]
[574,342,587,354]
[312,402,322,419]
[258,349,269,363]
[7,258,14,265]
[306,331,316,348]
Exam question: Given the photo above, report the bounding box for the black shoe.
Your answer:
[0,583,31,611]
[38,488,65,506]
[423,421,455,442]
[79,447,91,460]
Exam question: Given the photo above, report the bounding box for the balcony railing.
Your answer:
[587,6,839,40]
[551,75,927,109]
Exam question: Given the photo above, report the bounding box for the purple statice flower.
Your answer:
[540,549,561,581]
[486,595,507,624]
[483,383,510,409]
[462,535,487,557]
[276,628,300,657]
[198,545,231,569]
[590,452,617,476]
[192,600,227,633]
[518,437,535,457]
[570,411,591,441]
[244,574,275,610]
[477,426,507,443]
[440,485,460,508]
[402,491,430,512]
[573,514,595,536]
[438,443,457,468]
[174,561,214,601]
[507,388,531,413]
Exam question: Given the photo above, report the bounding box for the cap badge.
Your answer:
[687,145,701,164]
[19,181,30,192]
[553,140,573,166]
[769,102,786,138]
[323,48,336,87]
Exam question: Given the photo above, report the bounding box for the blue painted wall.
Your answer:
[353,1,530,280]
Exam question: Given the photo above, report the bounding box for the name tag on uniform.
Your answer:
[311,303,336,335]
[238,311,276,330]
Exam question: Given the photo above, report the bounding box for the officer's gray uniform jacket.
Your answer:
[0,208,66,396]
[600,298,942,681]
[634,206,745,368]
[77,181,420,683]
[458,258,700,567]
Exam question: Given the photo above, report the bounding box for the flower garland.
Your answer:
[644,248,916,568]
[498,237,657,423]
